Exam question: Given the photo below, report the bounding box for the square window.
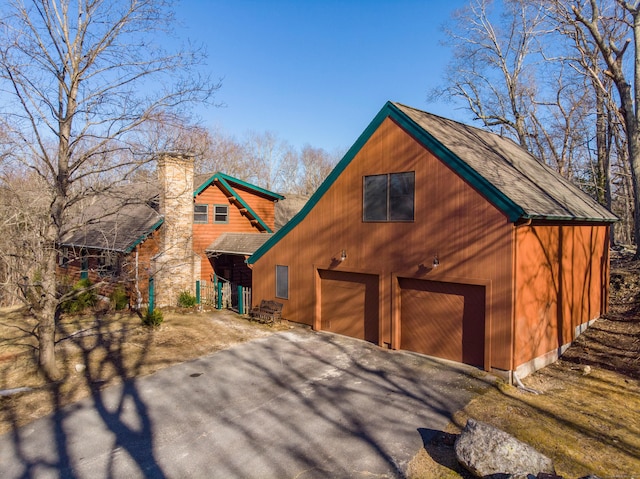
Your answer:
[276,265,288,299]
[98,251,120,277]
[363,172,414,222]
[194,204,208,223]
[214,205,229,223]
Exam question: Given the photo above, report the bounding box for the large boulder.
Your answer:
[454,419,555,478]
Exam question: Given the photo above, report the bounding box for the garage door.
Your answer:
[319,270,379,344]
[399,278,485,367]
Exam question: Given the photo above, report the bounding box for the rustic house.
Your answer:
[59,154,285,308]
[247,101,617,381]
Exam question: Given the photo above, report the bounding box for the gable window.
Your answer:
[363,171,415,222]
[194,203,208,223]
[276,265,288,299]
[214,204,229,223]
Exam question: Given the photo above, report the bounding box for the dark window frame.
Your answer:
[275,265,289,299]
[194,203,209,224]
[213,204,229,224]
[363,171,415,222]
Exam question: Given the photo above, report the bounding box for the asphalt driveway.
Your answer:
[0,327,493,478]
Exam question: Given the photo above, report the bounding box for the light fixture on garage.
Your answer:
[432,254,439,268]
[340,249,347,261]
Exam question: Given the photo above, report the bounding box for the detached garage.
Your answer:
[248,101,616,381]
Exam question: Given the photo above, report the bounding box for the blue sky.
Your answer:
[178,1,472,153]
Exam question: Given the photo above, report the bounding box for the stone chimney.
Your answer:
[153,152,200,307]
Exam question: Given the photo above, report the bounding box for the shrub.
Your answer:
[110,286,129,311]
[61,278,98,313]
[141,308,163,327]
[177,290,197,308]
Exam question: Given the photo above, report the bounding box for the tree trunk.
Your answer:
[36,240,61,380]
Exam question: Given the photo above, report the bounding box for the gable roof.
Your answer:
[205,232,274,256]
[194,172,284,233]
[248,101,616,265]
[61,172,283,253]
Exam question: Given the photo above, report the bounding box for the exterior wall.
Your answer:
[252,117,516,371]
[193,182,275,281]
[56,232,161,306]
[513,223,610,374]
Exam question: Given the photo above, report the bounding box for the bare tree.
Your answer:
[0,0,219,379]
[548,0,640,254]
[296,145,338,196]
[433,0,548,150]
[243,131,295,191]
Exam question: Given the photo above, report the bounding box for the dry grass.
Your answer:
[0,307,287,435]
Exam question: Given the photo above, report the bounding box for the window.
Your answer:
[194,204,208,223]
[214,204,229,223]
[58,247,70,268]
[98,251,120,277]
[276,265,288,299]
[363,171,414,222]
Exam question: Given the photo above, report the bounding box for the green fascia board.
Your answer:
[248,101,527,265]
[248,105,393,264]
[125,218,164,254]
[216,176,273,233]
[194,172,284,200]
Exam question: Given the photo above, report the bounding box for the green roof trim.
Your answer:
[125,218,164,254]
[194,172,280,234]
[194,172,284,200]
[216,176,273,233]
[248,104,394,264]
[247,101,555,265]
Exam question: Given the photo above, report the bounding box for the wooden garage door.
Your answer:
[319,270,379,344]
[399,278,485,367]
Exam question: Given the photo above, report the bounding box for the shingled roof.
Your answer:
[205,233,274,256]
[393,102,616,223]
[60,184,162,253]
[248,101,616,265]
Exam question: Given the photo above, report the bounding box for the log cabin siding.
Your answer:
[513,223,609,367]
[193,185,274,280]
[251,118,516,371]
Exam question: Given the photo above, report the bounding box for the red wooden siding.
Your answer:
[514,223,609,367]
[252,117,515,371]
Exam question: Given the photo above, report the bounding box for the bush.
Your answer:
[141,307,163,327]
[109,286,129,311]
[177,290,197,308]
[61,278,98,313]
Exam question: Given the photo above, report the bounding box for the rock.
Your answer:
[454,419,556,477]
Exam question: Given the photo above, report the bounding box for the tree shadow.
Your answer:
[0,309,165,478]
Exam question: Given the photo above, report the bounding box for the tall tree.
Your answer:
[552,0,640,254]
[0,0,219,379]
[433,0,546,150]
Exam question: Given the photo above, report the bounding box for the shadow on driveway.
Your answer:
[0,328,494,478]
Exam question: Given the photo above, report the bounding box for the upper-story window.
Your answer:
[194,204,208,223]
[363,171,415,222]
[214,204,229,223]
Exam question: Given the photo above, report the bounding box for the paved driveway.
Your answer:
[0,328,493,478]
